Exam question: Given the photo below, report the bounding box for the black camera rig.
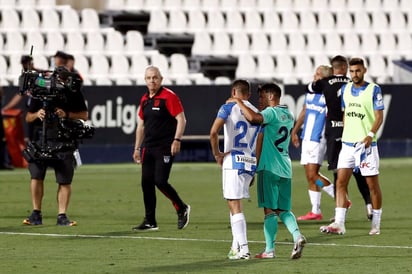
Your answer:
[19,62,94,162]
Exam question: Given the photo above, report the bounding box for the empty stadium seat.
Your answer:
[323,32,343,56]
[256,54,276,80]
[310,0,328,12]
[142,0,163,11]
[370,10,389,33]
[244,10,262,33]
[225,10,244,32]
[238,0,257,12]
[182,0,201,11]
[353,11,371,33]
[169,53,189,80]
[187,10,207,33]
[109,54,130,79]
[85,32,105,55]
[45,32,65,55]
[214,76,232,85]
[306,32,325,56]
[378,32,397,55]
[360,32,378,55]
[125,30,145,55]
[168,10,188,33]
[235,54,256,79]
[0,9,20,31]
[147,10,168,33]
[206,10,225,32]
[115,78,134,85]
[73,54,90,76]
[212,32,231,56]
[41,9,61,32]
[0,55,8,76]
[299,11,317,33]
[130,54,149,80]
[163,0,183,11]
[37,0,57,8]
[295,55,314,83]
[256,0,275,12]
[231,32,250,56]
[269,32,288,55]
[388,10,407,33]
[335,11,354,33]
[280,11,299,33]
[65,32,85,54]
[191,32,212,56]
[4,32,24,55]
[316,11,335,33]
[262,11,281,33]
[61,8,81,32]
[342,32,361,56]
[287,32,306,55]
[81,8,101,32]
[106,0,126,10]
[105,30,125,55]
[250,32,269,55]
[90,55,110,79]
[21,9,41,32]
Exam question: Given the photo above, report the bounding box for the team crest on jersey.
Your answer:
[154,99,160,107]
[163,156,171,163]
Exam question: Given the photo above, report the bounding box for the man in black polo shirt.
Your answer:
[132,66,190,231]
[308,55,372,220]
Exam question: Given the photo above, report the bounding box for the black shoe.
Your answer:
[0,164,14,170]
[177,205,191,229]
[132,219,159,231]
[23,211,43,225]
[56,214,77,226]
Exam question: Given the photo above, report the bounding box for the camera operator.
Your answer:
[23,66,89,226]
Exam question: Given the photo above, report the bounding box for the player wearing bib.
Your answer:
[210,80,260,260]
[228,83,306,260]
[292,66,335,221]
[309,55,372,221]
[321,58,384,236]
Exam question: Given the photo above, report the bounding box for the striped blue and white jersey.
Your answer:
[216,100,260,174]
[301,92,327,143]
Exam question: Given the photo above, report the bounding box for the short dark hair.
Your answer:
[349,57,365,66]
[232,79,250,95]
[260,83,282,97]
[331,55,348,65]
[54,50,69,60]
[20,55,33,64]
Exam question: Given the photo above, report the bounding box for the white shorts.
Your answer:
[222,169,253,200]
[300,140,326,166]
[337,143,380,176]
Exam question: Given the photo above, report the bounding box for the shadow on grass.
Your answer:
[136,257,268,273]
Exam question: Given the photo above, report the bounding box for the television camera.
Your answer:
[19,66,94,162]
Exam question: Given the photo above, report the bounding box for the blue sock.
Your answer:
[263,212,278,252]
[279,211,301,242]
[315,179,324,187]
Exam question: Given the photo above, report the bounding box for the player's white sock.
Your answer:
[229,213,238,251]
[309,190,321,214]
[335,207,347,225]
[372,208,382,228]
[322,184,335,199]
[232,213,249,254]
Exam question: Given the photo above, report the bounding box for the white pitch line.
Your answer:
[1,231,412,249]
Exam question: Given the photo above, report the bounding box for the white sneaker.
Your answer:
[320,222,346,235]
[255,250,275,259]
[290,235,307,259]
[369,227,380,235]
[227,248,250,260]
[227,248,239,260]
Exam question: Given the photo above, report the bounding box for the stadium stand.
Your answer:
[0,0,411,86]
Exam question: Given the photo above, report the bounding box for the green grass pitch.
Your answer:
[1,158,412,273]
